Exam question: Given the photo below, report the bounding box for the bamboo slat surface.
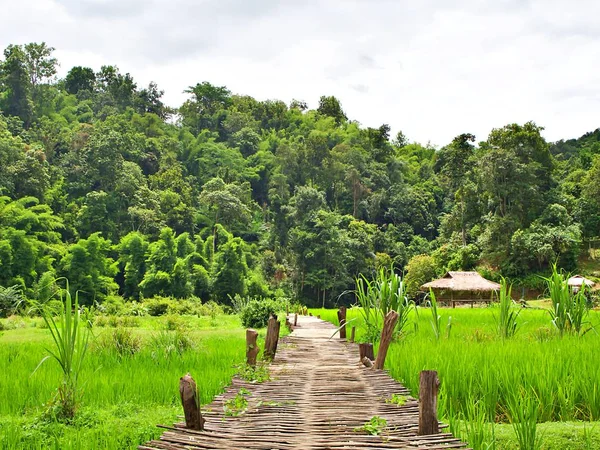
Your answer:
[140,315,470,450]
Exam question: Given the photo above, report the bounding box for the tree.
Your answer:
[64,66,96,95]
[60,233,118,305]
[1,44,33,126]
[211,237,248,304]
[23,42,57,88]
[117,232,149,299]
[317,95,347,125]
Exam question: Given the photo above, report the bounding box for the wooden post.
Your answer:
[418,370,440,435]
[374,310,399,370]
[264,316,280,360]
[359,343,374,361]
[337,306,347,339]
[317,315,321,319]
[350,326,356,343]
[179,373,205,431]
[246,329,259,367]
[293,313,298,327]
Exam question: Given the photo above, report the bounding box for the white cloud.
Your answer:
[1,0,598,145]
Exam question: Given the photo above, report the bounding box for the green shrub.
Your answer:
[239,298,278,328]
[166,298,199,315]
[197,300,224,317]
[143,297,174,316]
[97,295,125,315]
[121,301,148,317]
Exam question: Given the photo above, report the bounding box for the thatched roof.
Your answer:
[567,275,595,288]
[421,271,501,292]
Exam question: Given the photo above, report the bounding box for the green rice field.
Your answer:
[0,314,247,449]
[312,305,600,450]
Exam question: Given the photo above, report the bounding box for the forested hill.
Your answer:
[0,42,599,307]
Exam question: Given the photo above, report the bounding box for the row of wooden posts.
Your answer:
[179,309,440,437]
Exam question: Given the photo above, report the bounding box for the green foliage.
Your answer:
[223,388,250,417]
[239,298,279,328]
[353,416,388,436]
[355,267,414,342]
[505,390,542,450]
[35,283,91,421]
[94,326,141,358]
[495,278,521,339]
[405,254,438,299]
[0,285,23,317]
[427,289,451,340]
[545,264,591,336]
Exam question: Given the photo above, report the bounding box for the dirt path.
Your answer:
[140,315,469,449]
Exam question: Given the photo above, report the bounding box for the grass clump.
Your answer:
[34,283,91,422]
[94,327,141,358]
[495,278,521,339]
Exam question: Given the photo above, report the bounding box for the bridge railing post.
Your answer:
[418,370,440,435]
[337,306,347,339]
[264,316,281,360]
[373,310,399,370]
[246,329,259,367]
[179,373,205,430]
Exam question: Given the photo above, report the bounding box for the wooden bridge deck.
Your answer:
[140,315,470,450]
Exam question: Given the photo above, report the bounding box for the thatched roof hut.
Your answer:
[567,275,595,293]
[421,271,501,307]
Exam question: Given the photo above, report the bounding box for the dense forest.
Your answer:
[0,42,599,308]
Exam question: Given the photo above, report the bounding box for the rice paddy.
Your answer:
[0,314,247,449]
[312,305,600,449]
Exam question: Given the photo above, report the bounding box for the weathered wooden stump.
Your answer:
[264,316,281,360]
[350,326,356,343]
[179,373,205,431]
[374,310,399,370]
[359,343,374,361]
[337,306,347,339]
[246,329,259,367]
[418,370,440,435]
[293,313,298,327]
[317,315,321,319]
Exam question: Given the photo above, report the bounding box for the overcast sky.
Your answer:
[1,0,599,146]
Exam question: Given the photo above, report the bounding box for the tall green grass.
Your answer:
[0,316,246,449]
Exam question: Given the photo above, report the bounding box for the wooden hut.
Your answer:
[421,271,501,308]
[567,275,595,293]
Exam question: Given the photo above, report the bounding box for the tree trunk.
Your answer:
[179,373,205,431]
[374,310,399,370]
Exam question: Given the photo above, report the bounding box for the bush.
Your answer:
[239,299,279,328]
[121,301,148,317]
[97,295,125,315]
[197,300,224,317]
[143,297,174,316]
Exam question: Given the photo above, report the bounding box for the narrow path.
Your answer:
[140,315,470,450]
